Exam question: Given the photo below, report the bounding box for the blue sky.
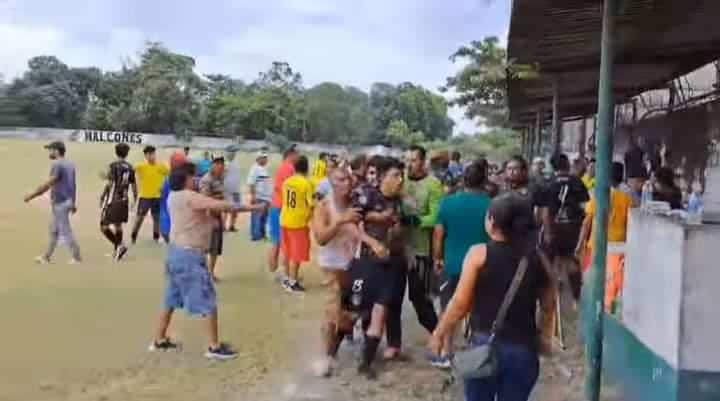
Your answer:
[0,0,510,133]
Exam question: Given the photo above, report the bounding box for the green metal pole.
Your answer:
[585,0,616,400]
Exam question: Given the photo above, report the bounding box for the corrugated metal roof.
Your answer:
[508,0,720,124]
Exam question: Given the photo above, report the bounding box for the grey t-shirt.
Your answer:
[50,159,77,204]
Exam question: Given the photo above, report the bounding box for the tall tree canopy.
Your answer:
[1,42,454,145]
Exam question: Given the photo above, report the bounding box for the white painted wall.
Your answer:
[0,127,400,156]
[623,210,684,369]
[679,225,720,372]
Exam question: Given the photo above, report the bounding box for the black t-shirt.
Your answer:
[351,183,404,256]
[625,147,648,179]
[654,187,684,210]
[105,160,135,205]
[542,174,589,224]
[470,241,548,348]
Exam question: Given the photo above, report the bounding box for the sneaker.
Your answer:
[148,338,181,352]
[68,258,82,265]
[428,354,452,370]
[286,281,306,293]
[115,245,129,262]
[281,279,292,291]
[205,343,238,360]
[34,256,50,265]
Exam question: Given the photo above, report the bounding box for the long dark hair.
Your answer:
[487,192,536,254]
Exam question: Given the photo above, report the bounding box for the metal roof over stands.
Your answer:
[507,0,720,124]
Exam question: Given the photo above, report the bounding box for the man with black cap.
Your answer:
[24,141,82,264]
[199,155,227,281]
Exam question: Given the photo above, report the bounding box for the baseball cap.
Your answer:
[533,157,545,165]
[44,141,66,152]
[212,155,225,163]
[257,150,269,159]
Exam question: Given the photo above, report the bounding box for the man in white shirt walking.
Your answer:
[224,148,243,232]
[247,150,272,241]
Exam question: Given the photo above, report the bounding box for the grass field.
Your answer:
[0,139,327,401]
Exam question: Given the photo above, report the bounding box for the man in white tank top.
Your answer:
[311,167,387,377]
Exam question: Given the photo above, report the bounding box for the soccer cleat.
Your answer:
[115,245,129,262]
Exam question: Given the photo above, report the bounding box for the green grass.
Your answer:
[0,139,324,401]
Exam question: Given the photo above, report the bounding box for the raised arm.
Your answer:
[432,224,445,273]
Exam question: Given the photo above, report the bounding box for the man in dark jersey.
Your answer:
[343,156,405,379]
[540,153,589,301]
[100,143,137,261]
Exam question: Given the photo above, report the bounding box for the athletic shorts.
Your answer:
[439,272,460,311]
[548,222,583,258]
[164,245,217,317]
[281,226,310,263]
[208,225,223,256]
[268,207,281,245]
[137,198,161,221]
[101,201,129,225]
[342,257,398,313]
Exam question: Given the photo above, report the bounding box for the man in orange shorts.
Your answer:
[280,155,314,293]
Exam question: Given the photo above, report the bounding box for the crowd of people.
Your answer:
[23,135,702,401]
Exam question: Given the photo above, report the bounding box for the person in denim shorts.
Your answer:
[150,163,263,360]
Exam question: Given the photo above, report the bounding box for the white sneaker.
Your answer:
[68,258,81,265]
[34,256,50,265]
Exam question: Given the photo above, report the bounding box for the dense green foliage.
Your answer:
[442,36,537,129]
[0,43,454,144]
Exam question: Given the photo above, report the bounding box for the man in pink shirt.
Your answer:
[149,163,262,360]
[268,145,299,280]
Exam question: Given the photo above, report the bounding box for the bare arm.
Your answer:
[248,184,257,204]
[311,201,338,246]
[25,175,58,202]
[187,192,236,213]
[434,245,486,339]
[432,224,445,272]
[576,214,593,257]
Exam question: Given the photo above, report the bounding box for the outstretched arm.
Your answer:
[25,175,58,203]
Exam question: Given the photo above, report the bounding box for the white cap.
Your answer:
[257,150,269,159]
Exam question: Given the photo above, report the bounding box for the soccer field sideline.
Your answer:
[0,139,331,401]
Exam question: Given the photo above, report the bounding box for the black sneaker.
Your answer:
[288,281,306,293]
[115,245,129,262]
[205,343,238,360]
[148,338,181,352]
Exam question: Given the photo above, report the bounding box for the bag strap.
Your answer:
[488,255,530,342]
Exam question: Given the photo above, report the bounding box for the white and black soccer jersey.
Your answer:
[105,160,135,206]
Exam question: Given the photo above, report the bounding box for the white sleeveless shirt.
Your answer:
[317,196,359,270]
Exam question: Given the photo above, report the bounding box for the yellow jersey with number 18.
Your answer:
[280,174,314,229]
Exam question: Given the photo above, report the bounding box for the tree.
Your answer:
[7,56,102,128]
[372,83,453,142]
[305,82,373,144]
[386,119,425,147]
[442,36,536,129]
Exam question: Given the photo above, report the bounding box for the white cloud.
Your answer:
[0,0,511,133]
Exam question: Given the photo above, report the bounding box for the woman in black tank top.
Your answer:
[430,193,557,401]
